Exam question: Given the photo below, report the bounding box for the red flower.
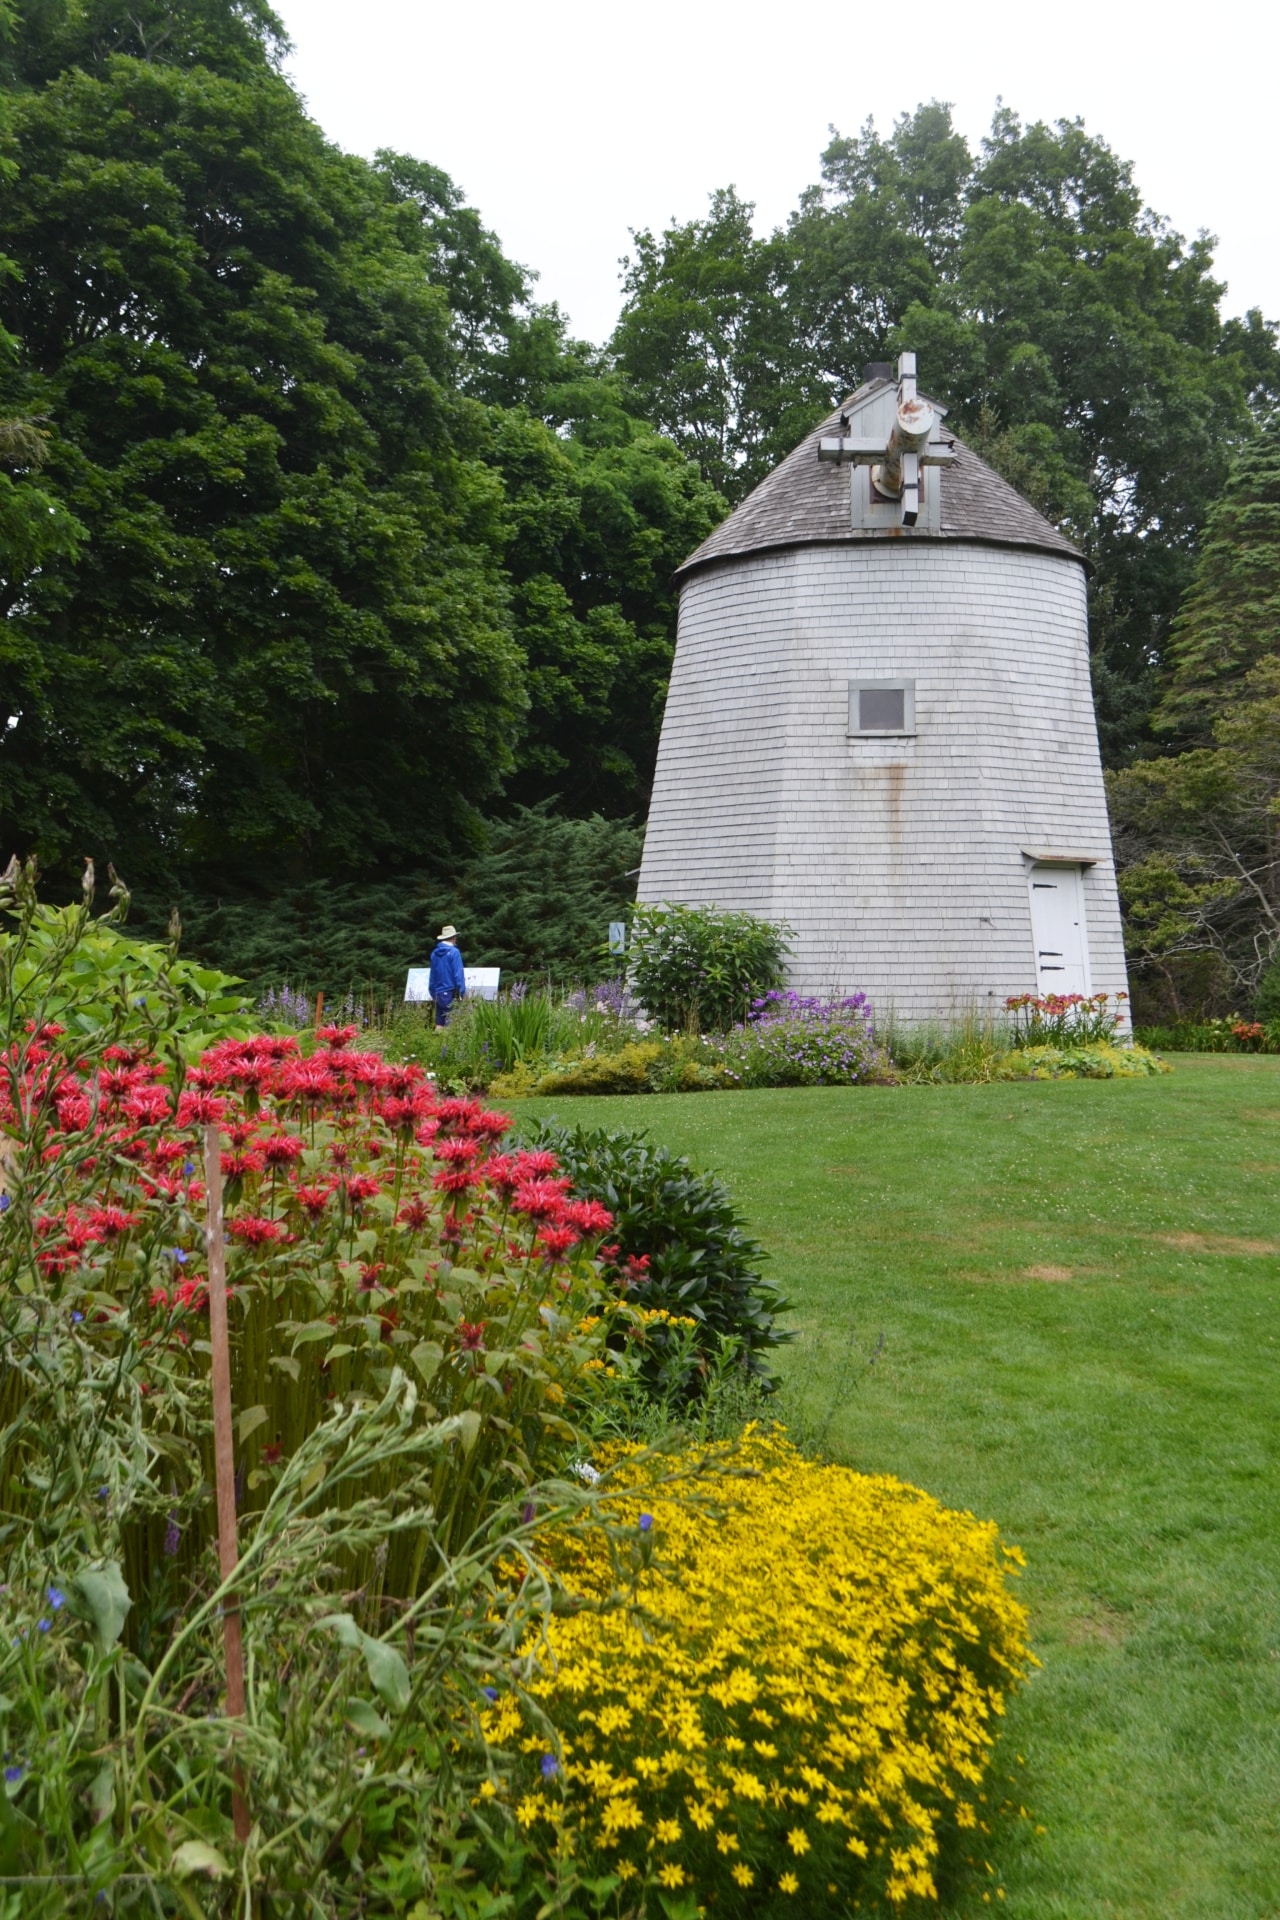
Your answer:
[316,1025,359,1049]
[485,1154,521,1194]
[221,1150,264,1180]
[397,1197,431,1229]
[56,1092,93,1132]
[293,1185,334,1218]
[261,1133,305,1166]
[86,1205,139,1240]
[174,1275,210,1314]
[436,1096,485,1135]
[564,1198,614,1235]
[433,1167,482,1196]
[620,1253,651,1287]
[177,1091,227,1127]
[123,1086,171,1127]
[537,1226,580,1257]
[434,1136,480,1166]
[456,1320,486,1352]
[227,1215,285,1246]
[346,1174,381,1204]
[358,1262,388,1292]
[149,1285,169,1309]
[514,1149,560,1179]
[511,1179,570,1222]
[473,1109,512,1143]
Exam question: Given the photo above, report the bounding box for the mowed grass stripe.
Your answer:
[519,1058,1280,1919]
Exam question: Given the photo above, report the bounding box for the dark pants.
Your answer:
[433,990,454,1027]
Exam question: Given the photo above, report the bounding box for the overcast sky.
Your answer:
[275,0,1279,350]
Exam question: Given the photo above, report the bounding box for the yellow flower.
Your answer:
[779,1872,800,1894]
[731,1863,754,1888]
[657,1864,686,1889]
[715,1832,740,1854]
[787,1828,810,1856]
[655,1818,682,1845]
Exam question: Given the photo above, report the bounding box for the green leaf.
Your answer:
[237,1405,269,1444]
[70,1562,131,1651]
[319,1614,411,1711]
[171,1839,233,1879]
[270,1355,301,1381]
[344,1697,391,1739]
[454,1409,482,1456]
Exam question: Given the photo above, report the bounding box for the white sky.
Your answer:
[275,0,1280,350]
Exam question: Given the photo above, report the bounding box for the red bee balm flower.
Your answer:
[293,1185,333,1218]
[456,1320,486,1352]
[261,1134,305,1166]
[227,1216,285,1246]
[346,1175,381,1204]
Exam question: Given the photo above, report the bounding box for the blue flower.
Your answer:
[539,1753,558,1779]
[183,1161,195,1176]
[4,1764,23,1786]
[70,1311,83,1324]
[0,1194,10,1213]
[36,1618,51,1633]
[47,1587,65,1611]
[638,1513,653,1533]
[170,1248,188,1264]
[481,1686,497,1702]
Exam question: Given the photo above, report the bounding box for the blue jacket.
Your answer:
[428,941,466,1000]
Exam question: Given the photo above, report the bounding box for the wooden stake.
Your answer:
[204,1123,251,1845]
[314,989,324,1028]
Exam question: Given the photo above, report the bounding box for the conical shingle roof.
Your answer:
[676,386,1083,580]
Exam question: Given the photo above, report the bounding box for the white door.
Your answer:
[1027,864,1090,996]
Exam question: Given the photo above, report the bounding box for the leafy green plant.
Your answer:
[627,903,791,1032]
[517,1120,793,1397]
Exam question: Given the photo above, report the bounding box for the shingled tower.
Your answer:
[637,355,1129,1025]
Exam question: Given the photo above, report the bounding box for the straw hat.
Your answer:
[437,925,458,941]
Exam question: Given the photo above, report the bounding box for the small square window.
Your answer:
[848,679,915,736]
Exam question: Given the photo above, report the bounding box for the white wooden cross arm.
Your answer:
[818,351,953,526]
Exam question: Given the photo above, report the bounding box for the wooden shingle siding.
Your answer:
[639,541,1129,1028]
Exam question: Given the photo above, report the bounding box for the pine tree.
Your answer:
[1153,418,1280,742]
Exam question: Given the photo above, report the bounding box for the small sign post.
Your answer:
[608,922,627,956]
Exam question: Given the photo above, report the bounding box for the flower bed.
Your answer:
[480,1428,1031,1914]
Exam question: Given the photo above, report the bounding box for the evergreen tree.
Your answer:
[1153,417,1280,741]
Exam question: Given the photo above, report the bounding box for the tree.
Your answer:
[1108,659,1280,1016]
[1152,416,1280,741]
[0,1,529,889]
[612,188,824,500]
[1109,421,1280,1017]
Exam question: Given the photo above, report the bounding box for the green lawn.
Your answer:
[519,1059,1280,1920]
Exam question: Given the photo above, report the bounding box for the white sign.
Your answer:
[404,966,502,1003]
[404,967,432,1003]
[608,921,627,954]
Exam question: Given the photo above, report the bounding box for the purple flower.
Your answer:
[540,1753,558,1779]
[0,1195,10,1213]
[520,1501,536,1526]
[47,1587,64,1611]
[70,1311,83,1323]
[4,1764,23,1786]
[170,1248,189,1264]
[36,1618,51,1633]
[163,1513,181,1558]
[482,1686,497,1702]
[638,1513,653,1533]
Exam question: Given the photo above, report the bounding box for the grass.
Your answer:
[517,1058,1280,1920]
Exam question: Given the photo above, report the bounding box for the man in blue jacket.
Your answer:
[428,924,466,1026]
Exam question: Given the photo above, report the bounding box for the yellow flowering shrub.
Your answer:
[480,1429,1030,1914]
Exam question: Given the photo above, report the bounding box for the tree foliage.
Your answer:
[0,0,721,919]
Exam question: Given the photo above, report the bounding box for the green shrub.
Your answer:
[517,1120,793,1395]
[146,803,644,998]
[628,901,790,1031]
[996,1041,1170,1079]
[1256,957,1280,1022]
